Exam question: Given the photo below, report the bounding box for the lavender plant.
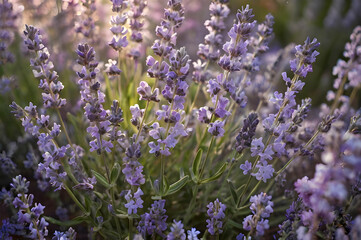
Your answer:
[1,1,361,239]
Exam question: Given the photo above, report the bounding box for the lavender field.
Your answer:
[1,0,361,239]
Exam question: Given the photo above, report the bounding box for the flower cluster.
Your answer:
[138,199,168,238]
[127,0,147,59]
[75,0,97,42]
[243,192,273,236]
[0,0,20,65]
[198,0,230,62]
[206,199,226,235]
[24,25,66,108]
[149,47,190,156]
[293,133,361,237]
[76,43,114,154]
[109,0,129,53]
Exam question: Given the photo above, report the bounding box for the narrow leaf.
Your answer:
[110,163,121,184]
[192,148,203,178]
[44,215,89,227]
[227,180,238,205]
[91,170,110,188]
[164,175,190,196]
[199,163,227,184]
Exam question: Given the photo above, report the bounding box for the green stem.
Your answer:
[189,83,201,112]
[135,100,150,142]
[330,74,348,114]
[349,85,360,106]
[128,217,133,240]
[198,136,215,181]
[64,184,87,213]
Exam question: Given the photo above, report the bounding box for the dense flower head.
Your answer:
[23,25,66,108]
[109,0,129,52]
[206,199,226,235]
[5,176,50,239]
[290,37,320,78]
[0,0,20,65]
[235,113,259,153]
[332,26,361,92]
[138,199,168,238]
[122,142,145,186]
[218,4,256,72]
[243,192,273,237]
[76,43,115,154]
[150,0,184,58]
[52,227,76,240]
[75,0,97,41]
[197,0,230,62]
[124,187,144,214]
[167,220,186,240]
[187,228,200,240]
[128,0,146,47]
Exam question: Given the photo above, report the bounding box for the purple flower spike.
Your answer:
[124,187,144,215]
[208,120,225,137]
[243,192,273,237]
[206,199,226,235]
[167,220,186,240]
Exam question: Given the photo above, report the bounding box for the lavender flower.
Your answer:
[187,228,200,240]
[138,199,168,238]
[52,228,76,240]
[7,176,49,239]
[240,160,252,175]
[0,0,20,65]
[10,102,69,191]
[75,0,97,42]
[127,0,147,59]
[167,220,186,240]
[24,25,66,108]
[333,26,361,89]
[197,0,230,62]
[0,151,16,175]
[122,142,145,186]
[235,113,259,154]
[218,4,256,72]
[208,120,225,137]
[290,37,320,78]
[243,192,273,236]
[109,0,128,52]
[76,43,114,154]
[146,0,185,89]
[124,187,144,215]
[206,199,226,235]
[137,81,160,102]
[149,47,190,156]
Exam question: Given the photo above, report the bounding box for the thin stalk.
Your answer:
[276,129,320,176]
[216,151,241,197]
[198,136,215,180]
[128,217,133,240]
[22,195,42,239]
[64,184,87,213]
[111,188,121,237]
[330,75,348,114]
[160,154,165,195]
[184,185,199,224]
[135,100,150,142]
[189,83,201,112]
[188,60,210,112]
[349,85,360,106]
